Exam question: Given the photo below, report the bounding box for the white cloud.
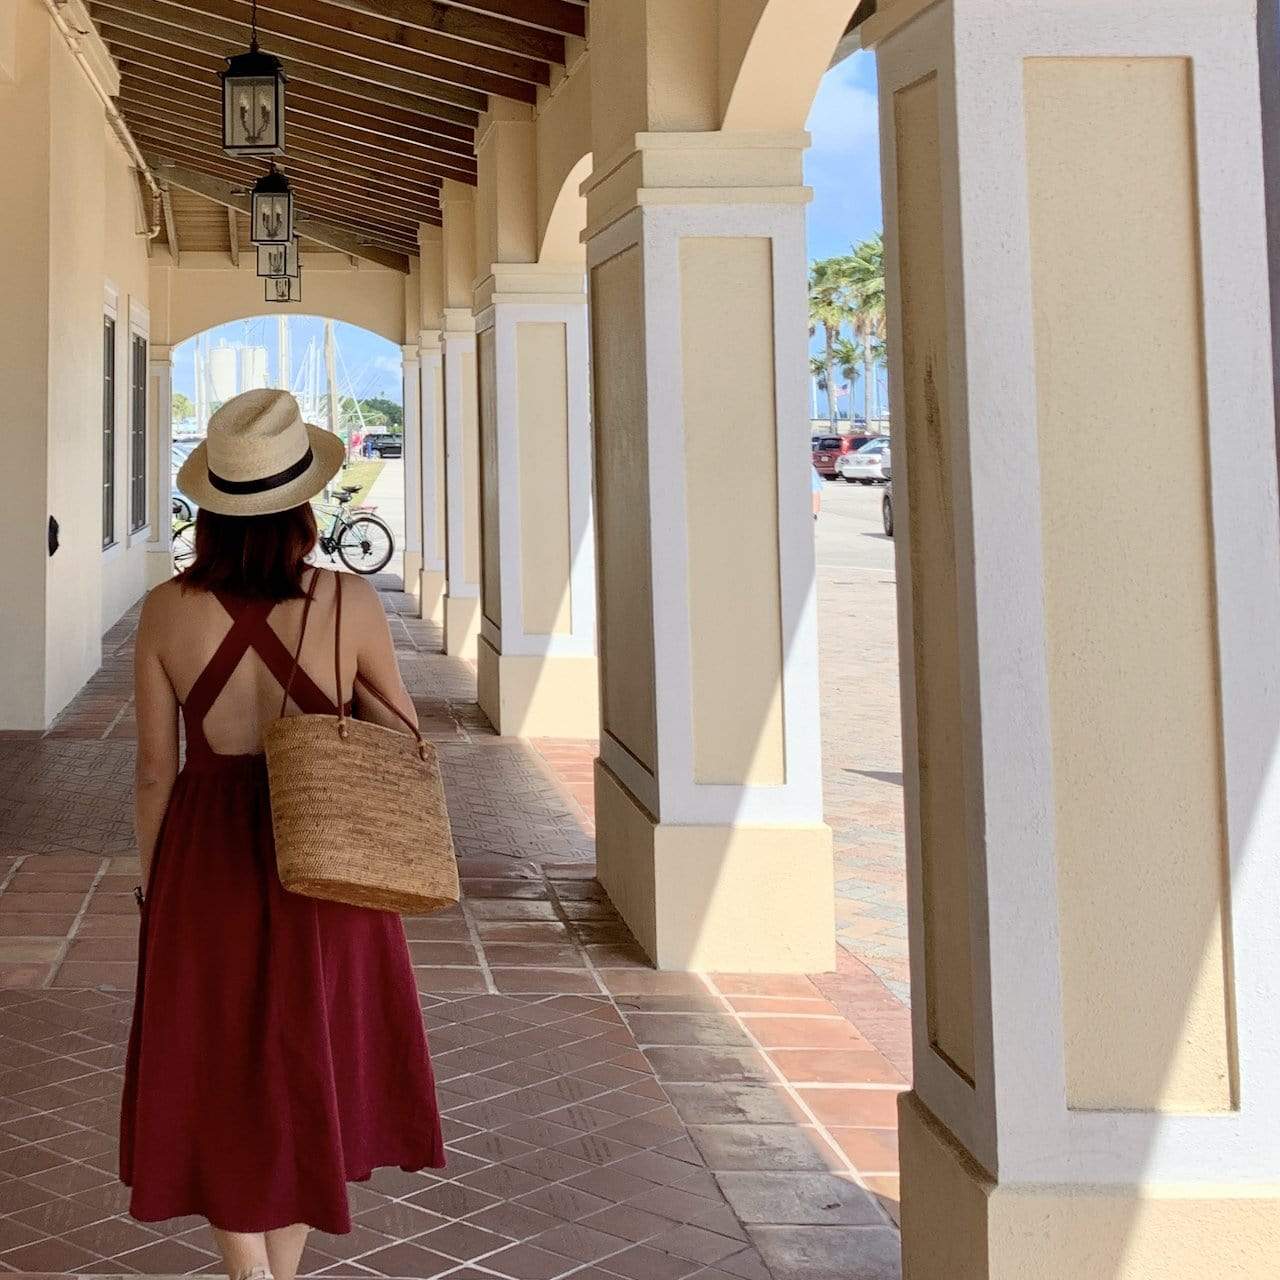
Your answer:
[806,53,879,158]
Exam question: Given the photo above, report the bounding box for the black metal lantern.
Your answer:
[251,167,293,244]
[265,270,301,304]
[220,0,285,156]
[256,238,299,278]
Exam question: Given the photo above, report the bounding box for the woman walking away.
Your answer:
[119,390,444,1280]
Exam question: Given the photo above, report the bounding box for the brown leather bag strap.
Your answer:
[278,567,322,718]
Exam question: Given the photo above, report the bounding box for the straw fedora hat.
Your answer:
[177,389,346,517]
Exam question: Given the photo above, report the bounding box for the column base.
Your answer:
[900,1092,1280,1279]
[594,761,835,972]
[402,550,422,602]
[443,595,480,659]
[476,637,599,738]
[420,568,447,625]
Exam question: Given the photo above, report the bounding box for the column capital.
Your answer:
[418,328,443,355]
[400,343,421,364]
[473,262,587,315]
[583,130,812,242]
[148,344,174,365]
[442,307,476,336]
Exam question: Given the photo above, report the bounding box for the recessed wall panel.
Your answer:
[679,236,785,786]
[591,247,658,775]
[478,326,501,629]
[1025,57,1234,1111]
[895,73,976,1084]
[518,321,573,636]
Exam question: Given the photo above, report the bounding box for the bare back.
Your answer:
[138,568,415,760]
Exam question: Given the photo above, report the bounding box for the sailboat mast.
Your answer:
[324,319,341,449]
[277,314,289,390]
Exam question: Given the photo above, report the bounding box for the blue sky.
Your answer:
[175,51,883,422]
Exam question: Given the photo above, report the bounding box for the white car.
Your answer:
[836,436,891,483]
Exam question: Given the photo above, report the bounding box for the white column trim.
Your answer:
[442,313,479,599]
[400,344,422,557]
[419,329,445,573]
[586,198,823,829]
[147,344,173,566]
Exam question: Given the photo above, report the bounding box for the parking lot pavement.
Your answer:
[814,480,910,1005]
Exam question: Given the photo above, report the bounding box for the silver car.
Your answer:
[836,436,891,483]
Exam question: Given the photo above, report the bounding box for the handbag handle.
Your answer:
[279,567,321,718]
[331,571,429,761]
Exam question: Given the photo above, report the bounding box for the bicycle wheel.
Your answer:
[172,496,193,522]
[172,520,196,567]
[337,514,394,574]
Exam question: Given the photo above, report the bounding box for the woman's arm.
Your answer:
[134,588,180,887]
[348,575,419,733]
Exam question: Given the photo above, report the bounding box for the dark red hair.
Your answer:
[180,504,317,600]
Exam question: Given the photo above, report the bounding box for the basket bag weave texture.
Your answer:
[263,570,458,915]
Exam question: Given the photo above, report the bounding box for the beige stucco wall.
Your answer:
[1025,56,1234,1112]
[535,52,591,265]
[591,245,658,773]
[894,72,976,1084]
[101,124,155,631]
[150,253,408,348]
[0,2,152,728]
[680,237,785,786]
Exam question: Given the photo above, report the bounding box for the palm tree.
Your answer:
[833,336,865,422]
[845,233,885,428]
[808,257,854,430]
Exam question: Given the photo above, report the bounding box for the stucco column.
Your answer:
[145,344,174,587]
[863,2,1280,1276]
[399,343,422,599]
[418,327,447,624]
[474,265,598,738]
[440,182,481,659]
[582,132,833,973]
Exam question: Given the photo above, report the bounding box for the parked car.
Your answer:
[882,482,894,537]
[811,432,875,478]
[836,436,891,484]
[366,432,403,459]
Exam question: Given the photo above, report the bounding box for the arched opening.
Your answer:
[170,315,409,586]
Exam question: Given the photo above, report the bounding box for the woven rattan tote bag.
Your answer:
[263,570,459,915]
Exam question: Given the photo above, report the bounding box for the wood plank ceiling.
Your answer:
[91,0,588,265]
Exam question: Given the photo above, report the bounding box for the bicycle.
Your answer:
[172,497,196,567]
[315,485,395,574]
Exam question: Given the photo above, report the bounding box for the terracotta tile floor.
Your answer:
[0,584,908,1279]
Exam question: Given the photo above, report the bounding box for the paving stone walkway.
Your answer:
[0,583,907,1280]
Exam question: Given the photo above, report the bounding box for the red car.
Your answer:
[811,433,875,478]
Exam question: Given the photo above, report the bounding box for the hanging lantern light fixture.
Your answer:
[220,0,286,157]
[265,269,302,304]
[256,238,299,279]
[250,166,294,245]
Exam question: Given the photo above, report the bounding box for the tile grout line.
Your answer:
[695,972,899,1232]
[40,856,113,989]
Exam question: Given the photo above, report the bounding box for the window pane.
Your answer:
[130,334,147,533]
[103,316,116,549]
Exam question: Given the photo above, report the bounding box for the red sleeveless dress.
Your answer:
[119,589,446,1233]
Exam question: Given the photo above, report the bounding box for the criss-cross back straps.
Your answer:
[182,571,339,755]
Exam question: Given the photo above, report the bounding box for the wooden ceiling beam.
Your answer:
[317,0,566,62]
[129,126,442,219]
[92,6,492,115]
[106,30,479,128]
[125,108,455,194]
[151,163,416,269]
[118,63,475,155]
[118,83,476,179]
[95,0,539,102]
[144,147,432,248]
[437,0,586,38]
[245,0,553,83]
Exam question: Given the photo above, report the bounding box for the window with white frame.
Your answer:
[129,329,148,534]
[103,313,117,549]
